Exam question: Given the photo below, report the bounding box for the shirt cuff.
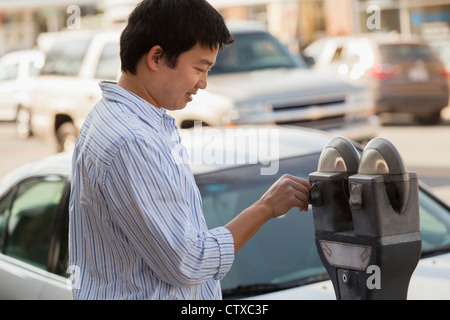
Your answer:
[210,227,235,281]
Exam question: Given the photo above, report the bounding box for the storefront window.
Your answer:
[410,5,450,40]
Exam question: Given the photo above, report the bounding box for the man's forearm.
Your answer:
[224,200,272,254]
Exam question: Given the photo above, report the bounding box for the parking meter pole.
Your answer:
[309,137,421,300]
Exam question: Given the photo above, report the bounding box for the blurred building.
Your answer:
[0,0,98,55]
[212,0,327,52]
[211,0,450,49]
[0,0,449,56]
[354,0,450,41]
[98,0,139,23]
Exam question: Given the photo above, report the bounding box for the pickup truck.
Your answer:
[30,22,379,152]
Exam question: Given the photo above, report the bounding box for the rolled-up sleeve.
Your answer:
[102,137,235,288]
[208,227,234,280]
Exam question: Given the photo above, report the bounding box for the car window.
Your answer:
[332,46,344,62]
[95,42,120,81]
[209,31,304,75]
[196,154,323,297]
[419,190,450,254]
[379,44,435,62]
[41,36,91,77]
[3,175,66,270]
[0,189,14,248]
[29,60,42,78]
[0,63,19,81]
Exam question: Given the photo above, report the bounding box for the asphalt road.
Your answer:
[0,121,55,177]
[377,107,450,204]
[1,110,450,204]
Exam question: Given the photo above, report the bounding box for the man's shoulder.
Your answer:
[78,105,165,168]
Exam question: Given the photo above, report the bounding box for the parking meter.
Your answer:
[309,136,360,233]
[309,137,421,300]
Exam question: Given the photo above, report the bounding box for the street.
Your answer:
[1,111,450,204]
[377,108,450,204]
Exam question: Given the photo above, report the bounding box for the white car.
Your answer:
[0,126,449,300]
[30,29,121,152]
[0,49,45,137]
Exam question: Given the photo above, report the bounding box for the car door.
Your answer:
[0,174,71,299]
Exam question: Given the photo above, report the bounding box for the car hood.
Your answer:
[244,252,450,300]
[207,68,360,103]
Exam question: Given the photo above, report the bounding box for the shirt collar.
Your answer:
[99,81,173,130]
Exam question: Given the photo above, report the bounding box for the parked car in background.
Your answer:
[429,39,450,87]
[30,22,378,153]
[0,126,450,300]
[175,21,378,143]
[0,49,45,137]
[30,29,121,152]
[304,34,449,124]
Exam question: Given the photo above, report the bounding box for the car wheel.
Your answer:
[16,106,32,139]
[56,122,77,153]
[416,112,441,125]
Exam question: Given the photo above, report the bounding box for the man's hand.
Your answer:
[259,174,311,218]
[225,174,311,253]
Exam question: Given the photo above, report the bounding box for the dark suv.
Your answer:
[305,34,449,124]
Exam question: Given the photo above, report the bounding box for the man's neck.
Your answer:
[118,72,160,108]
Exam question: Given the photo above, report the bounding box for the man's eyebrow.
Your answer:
[199,59,215,67]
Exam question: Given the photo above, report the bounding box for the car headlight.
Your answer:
[222,101,273,124]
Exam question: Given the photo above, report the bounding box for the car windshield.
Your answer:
[379,44,435,62]
[40,36,91,77]
[209,31,305,75]
[197,154,324,298]
[196,153,450,298]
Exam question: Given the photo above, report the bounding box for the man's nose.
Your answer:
[196,73,208,90]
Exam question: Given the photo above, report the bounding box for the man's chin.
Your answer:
[165,103,189,112]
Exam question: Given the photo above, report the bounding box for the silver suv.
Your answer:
[183,21,378,140]
[30,23,378,152]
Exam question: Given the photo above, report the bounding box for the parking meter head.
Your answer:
[309,137,360,233]
[357,137,409,214]
[358,138,406,175]
[317,136,360,174]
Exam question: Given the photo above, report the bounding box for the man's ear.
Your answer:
[146,45,163,71]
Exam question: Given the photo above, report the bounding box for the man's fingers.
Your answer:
[281,175,311,212]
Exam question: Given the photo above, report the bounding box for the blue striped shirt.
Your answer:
[69,81,235,299]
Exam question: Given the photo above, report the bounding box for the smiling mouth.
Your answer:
[187,92,197,101]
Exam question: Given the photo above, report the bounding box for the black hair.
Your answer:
[120,0,234,74]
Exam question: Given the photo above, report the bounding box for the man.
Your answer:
[69,0,311,300]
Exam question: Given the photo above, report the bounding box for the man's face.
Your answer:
[154,44,218,111]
